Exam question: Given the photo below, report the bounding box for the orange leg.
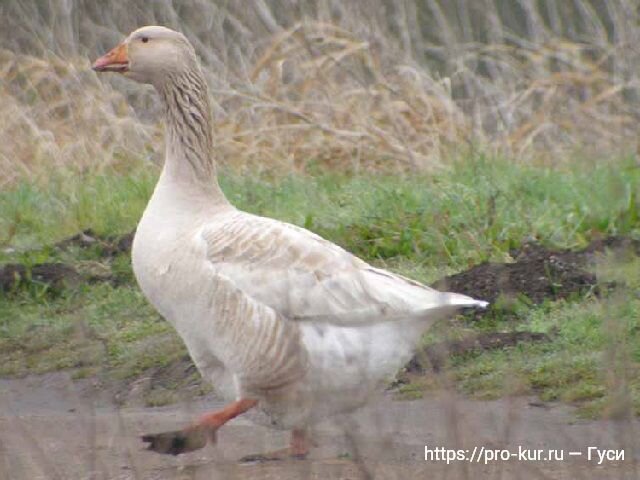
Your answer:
[142,398,258,455]
[290,429,310,458]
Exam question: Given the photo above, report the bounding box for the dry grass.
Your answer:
[0,49,158,185]
[1,0,639,186]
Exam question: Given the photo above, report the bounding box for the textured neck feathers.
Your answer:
[158,66,225,200]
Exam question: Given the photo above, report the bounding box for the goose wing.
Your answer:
[199,210,486,327]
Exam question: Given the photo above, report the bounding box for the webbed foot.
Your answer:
[141,427,210,455]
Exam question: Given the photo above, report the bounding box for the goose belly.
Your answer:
[304,321,418,386]
[296,320,422,418]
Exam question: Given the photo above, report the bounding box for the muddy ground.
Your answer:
[1,373,639,479]
[433,236,640,306]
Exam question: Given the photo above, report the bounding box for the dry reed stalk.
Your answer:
[1,1,639,186]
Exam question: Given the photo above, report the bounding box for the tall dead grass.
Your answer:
[1,0,639,187]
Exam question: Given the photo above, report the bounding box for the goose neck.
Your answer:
[157,68,225,200]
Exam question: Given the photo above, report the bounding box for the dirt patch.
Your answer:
[53,229,102,250]
[433,235,638,306]
[0,262,81,292]
[0,261,119,293]
[0,230,136,293]
[114,355,210,407]
[55,228,134,257]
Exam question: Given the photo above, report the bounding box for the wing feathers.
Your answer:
[200,211,487,328]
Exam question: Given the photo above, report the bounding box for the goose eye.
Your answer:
[141,37,149,43]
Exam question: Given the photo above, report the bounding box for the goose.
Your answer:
[92,26,487,460]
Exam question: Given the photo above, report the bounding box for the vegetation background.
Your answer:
[3,0,640,183]
[1,1,640,477]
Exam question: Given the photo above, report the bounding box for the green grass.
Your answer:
[1,154,639,414]
[0,283,182,377]
[448,294,640,415]
[3,155,639,268]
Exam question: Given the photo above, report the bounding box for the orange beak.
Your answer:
[92,42,129,73]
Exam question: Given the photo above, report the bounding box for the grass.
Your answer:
[4,1,640,186]
[3,154,639,264]
[448,294,640,417]
[0,283,179,377]
[1,154,639,414]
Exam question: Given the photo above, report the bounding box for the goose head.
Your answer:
[92,26,197,85]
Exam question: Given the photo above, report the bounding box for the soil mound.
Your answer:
[433,236,637,305]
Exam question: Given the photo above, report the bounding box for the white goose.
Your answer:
[93,26,487,459]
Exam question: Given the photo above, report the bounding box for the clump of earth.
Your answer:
[434,236,639,305]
